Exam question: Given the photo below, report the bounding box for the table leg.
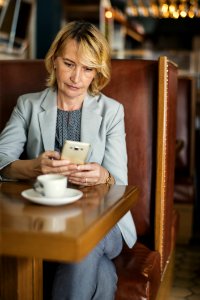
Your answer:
[0,256,43,300]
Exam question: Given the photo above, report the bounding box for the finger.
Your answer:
[69,175,98,185]
[69,178,91,186]
[50,159,71,167]
[77,163,95,171]
[42,151,61,160]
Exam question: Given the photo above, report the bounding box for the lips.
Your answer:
[67,84,80,90]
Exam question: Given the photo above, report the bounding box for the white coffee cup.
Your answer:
[34,174,67,198]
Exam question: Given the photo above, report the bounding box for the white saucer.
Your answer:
[21,188,83,206]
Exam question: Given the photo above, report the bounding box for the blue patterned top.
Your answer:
[55,108,82,152]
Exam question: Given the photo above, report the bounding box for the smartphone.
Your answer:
[61,140,90,164]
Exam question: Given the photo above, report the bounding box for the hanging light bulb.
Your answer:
[161,3,169,18]
[190,0,198,17]
[0,0,5,7]
[188,9,195,18]
[169,4,176,14]
[99,0,114,46]
[180,10,187,17]
[105,10,113,19]
[149,2,159,18]
[128,0,200,19]
[173,10,180,18]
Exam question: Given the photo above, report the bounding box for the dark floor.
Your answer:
[169,241,200,300]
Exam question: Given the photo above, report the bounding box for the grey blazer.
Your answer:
[0,88,136,248]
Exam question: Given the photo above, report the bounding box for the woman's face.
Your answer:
[54,39,96,103]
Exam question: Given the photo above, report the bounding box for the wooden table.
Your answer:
[0,181,138,300]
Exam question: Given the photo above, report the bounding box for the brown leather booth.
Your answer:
[174,75,196,244]
[0,60,47,132]
[0,57,178,300]
[103,57,178,300]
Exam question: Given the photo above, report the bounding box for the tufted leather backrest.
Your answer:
[103,59,158,242]
[0,60,47,132]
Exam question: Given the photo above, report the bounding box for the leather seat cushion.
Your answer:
[114,242,161,300]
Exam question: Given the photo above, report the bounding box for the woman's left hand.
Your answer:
[68,162,108,186]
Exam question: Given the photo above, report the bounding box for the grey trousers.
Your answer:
[51,225,123,300]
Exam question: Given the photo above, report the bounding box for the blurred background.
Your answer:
[1,1,200,70]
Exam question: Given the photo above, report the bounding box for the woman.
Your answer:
[0,21,136,299]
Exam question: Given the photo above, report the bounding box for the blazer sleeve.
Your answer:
[0,95,28,170]
[102,103,128,185]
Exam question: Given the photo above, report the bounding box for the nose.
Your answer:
[70,66,81,83]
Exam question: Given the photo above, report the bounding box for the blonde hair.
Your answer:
[45,21,111,95]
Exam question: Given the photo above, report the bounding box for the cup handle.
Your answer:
[33,181,45,196]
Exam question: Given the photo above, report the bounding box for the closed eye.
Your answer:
[84,67,94,72]
[64,62,74,68]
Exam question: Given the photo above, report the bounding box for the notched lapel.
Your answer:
[81,94,102,160]
[39,90,57,151]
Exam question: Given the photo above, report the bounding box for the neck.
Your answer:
[57,98,83,111]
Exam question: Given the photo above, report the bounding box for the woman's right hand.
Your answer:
[32,150,78,177]
[1,151,79,180]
